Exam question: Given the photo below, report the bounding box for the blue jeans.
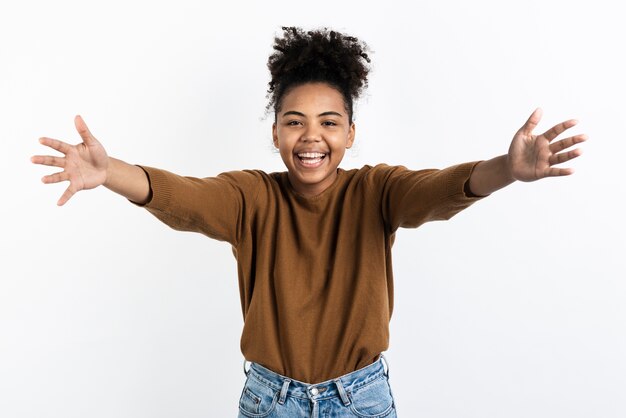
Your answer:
[238,354,398,418]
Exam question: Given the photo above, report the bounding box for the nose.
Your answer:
[301,124,321,142]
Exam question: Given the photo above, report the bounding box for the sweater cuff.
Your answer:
[447,161,489,199]
[130,165,174,210]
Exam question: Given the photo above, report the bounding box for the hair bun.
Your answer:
[267,27,372,122]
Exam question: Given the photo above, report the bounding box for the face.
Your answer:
[273,82,355,197]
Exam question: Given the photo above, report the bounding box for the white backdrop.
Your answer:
[1,0,624,417]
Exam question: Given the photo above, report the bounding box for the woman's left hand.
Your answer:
[508,108,587,182]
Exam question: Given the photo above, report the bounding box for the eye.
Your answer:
[287,120,302,126]
[322,121,337,126]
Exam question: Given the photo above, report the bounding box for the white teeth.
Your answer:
[300,157,322,165]
[297,152,326,158]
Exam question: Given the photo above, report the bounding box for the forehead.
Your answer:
[281,83,346,113]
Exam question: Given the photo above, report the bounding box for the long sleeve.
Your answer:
[377,161,485,232]
[136,166,261,245]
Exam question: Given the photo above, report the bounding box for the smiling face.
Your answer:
[273,82,355,197]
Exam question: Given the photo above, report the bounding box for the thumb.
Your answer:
[74,115,96,144]
[518,107,543,136]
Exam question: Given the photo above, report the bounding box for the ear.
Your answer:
[346,122,356,149]
[272,123,279,148]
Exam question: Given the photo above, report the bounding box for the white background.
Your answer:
[1,0,624,417]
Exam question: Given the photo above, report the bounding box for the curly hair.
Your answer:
[266,27,372,124]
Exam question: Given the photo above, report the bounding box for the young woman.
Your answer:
[32,27,586,418]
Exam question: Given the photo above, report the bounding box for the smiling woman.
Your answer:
[32,26,586,418]
[273,83,355,197]
[267,27,369,198]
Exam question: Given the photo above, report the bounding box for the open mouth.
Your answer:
[296,152,327,166]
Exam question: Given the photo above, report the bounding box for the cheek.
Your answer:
[278,145,293,161]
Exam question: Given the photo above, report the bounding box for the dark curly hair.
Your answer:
[267,27,372,124]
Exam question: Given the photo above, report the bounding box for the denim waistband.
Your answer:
[244,355,390,403]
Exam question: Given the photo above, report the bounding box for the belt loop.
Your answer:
[334,378,351,406]
[243,359,251,376]
[380,353,390,379]
[278,379,291,405]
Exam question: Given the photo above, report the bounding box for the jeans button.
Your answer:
[310,387,319,396]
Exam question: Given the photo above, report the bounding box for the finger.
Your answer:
[41,171,70,184]
[31,155,65,168]
[57,186,77,206]
[549,148,583,166]
[541,119,578,142]
[518,108,543,136]
[39,137,71,154]
[74,115,96,145]
[549,134,588,153]
[545,167,575,177]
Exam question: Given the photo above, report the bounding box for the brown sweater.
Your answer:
[138,162,485,383]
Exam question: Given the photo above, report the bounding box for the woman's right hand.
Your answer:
[32,115,109,206]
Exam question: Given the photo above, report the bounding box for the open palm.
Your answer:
[32,115,108,205]
[508,108,587,182]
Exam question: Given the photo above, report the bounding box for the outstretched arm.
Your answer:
[468,108,587,196]
[32,115,151,206]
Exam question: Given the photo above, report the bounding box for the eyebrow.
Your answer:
[282,110,343,118]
